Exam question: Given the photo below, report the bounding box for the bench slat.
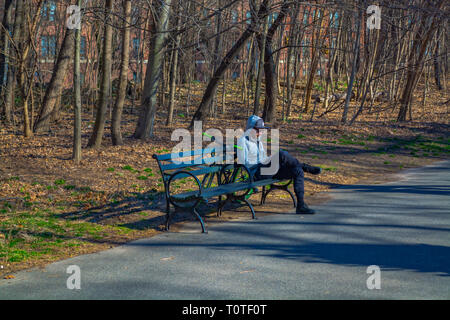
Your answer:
[160,157,222,172]
[163,165,222,181]
[153,148,217,162]
[170,179,283,201]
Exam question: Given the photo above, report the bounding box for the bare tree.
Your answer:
[0,0,14,123]
[397,0,445,121]
[133,0,173,139]
[73,0,83,163]
[341,4,361,124]
[87,0,114,148]
[190,0,270,127]
[111,0,132,145]
[3,0,25,127]
[34,28,75,133]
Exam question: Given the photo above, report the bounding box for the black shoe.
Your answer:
[296,203,316,215]
[302,163,322,175]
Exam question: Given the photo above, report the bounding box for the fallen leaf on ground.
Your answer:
[240,270,256,274]
[160,257,175,261]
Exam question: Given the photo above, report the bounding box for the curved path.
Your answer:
[1,161,449,299]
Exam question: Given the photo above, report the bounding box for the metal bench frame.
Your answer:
[153,147,296,233]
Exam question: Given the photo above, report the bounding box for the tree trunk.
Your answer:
[433,39,442,90]
[133,0,172,139]
[16,0,44,137]
[111,0,131,145]
[397,1,443,122]
[166,0,182,126]
[73,0,83,163]
[259,0,291,123]
[190,0,269,127]
[34,29,75,132]
[87,0,114,148]
[284,4,300,120]
[260,40,277,123]
[341,7,361,124]
[253,15,268,116]
[166,44,180,126]
[350,26,380,125]
[208,0,224,118]
[4,0,25,126]
[303,9,323,114]
[0,0,14,121]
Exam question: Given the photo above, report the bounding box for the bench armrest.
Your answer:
[167,170,203,205]
[236,164,254,184]
[218,163,254,185]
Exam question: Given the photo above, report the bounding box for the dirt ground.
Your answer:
[0,80,449,278]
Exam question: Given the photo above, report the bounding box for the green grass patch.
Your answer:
[156,148,170,154]
[338,138,365,146]
[0,208,132,265]
[317,165,337,172]
[54,179,66,186]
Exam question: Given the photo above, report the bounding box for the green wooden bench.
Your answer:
[153,146,296,233]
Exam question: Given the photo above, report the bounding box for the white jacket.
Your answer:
[237,116,270,173]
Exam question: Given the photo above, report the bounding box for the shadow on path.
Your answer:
[336,184,450,196]
[132,238,450,277]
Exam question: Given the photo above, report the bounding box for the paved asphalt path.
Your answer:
[1,161,449,299]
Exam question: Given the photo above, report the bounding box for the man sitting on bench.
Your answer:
[237,115,322,214]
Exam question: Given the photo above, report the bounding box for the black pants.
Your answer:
[254,150,305,205]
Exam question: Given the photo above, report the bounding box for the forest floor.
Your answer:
[0,80,449,278]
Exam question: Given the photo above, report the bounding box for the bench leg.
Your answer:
[242,198,256,220]
[166,206,207,233]
[218,194,255,220]
[192,207,207,233]
[261,186,270,205]
[260,186,266,205]
[165,204,172,231]
[261,184,297,208]
[286,189,297,208]
[217,195,231,217]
